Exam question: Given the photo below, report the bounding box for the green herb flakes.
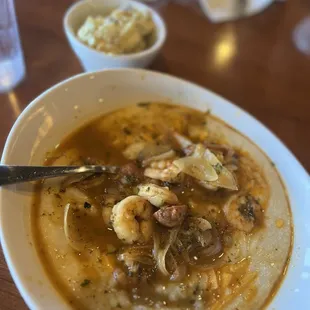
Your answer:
[205,109,212,115]
[80,279,91,287]
[84,202,91,209]
[214,163,223,174]
[123,127,131,135]
[137,102,151,108]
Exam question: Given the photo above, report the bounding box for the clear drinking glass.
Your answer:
[293,17,310,56]
[0,0,26,93]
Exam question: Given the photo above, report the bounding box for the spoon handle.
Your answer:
[0,165,118,186]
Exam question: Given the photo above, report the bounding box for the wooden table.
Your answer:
[0,0,309,308]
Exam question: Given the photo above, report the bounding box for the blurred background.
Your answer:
[0,0,309,308]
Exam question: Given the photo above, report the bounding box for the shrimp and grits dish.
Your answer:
[32,103,292,310]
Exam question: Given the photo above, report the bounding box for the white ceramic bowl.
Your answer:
[1,69,310,309]
[63,0,166,71]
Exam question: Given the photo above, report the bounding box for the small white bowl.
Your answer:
[63,0,167,71]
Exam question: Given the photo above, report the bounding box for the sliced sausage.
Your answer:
[153,205,187,228]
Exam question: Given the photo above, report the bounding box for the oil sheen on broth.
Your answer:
[32,103,291,310]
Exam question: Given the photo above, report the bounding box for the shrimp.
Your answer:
[142,150,176,167]
[111,196,153,244]
[122,142,145,160]
[223,194,262,232]
[144,159,182,183]
[149,159,174,169]
[137,183,178,207]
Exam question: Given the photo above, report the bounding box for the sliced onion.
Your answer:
[64,187,89,203]
[173,157,218,182]
[199,236,222,257]
[118,246,153,266]
[174,238,190,263]
[211,166,238,190]
[62,174,106,190]
[197,180,218,191]
[172,132,193,149]
[204,148,221,166]
[170,261,187,281]
[188,233,223,267]
[154,228,179,276]
[64,203,85,252]
[79,175,106,188]
[153,229,160,259]
[153,218,223,275]
[197,231,213,247]
[192,145,238,191]
[191,143,206,158]
[204,142,231,154]
[61,173,93,188]
[166,251,177,274]
[188,217,212,231]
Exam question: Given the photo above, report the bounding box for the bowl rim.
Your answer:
[63,0,167,60]
[1,68,309,309]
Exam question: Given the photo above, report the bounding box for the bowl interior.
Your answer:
[1,69,309,309]
[64,0,166,55]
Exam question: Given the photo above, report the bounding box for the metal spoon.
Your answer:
[0,165,119,186]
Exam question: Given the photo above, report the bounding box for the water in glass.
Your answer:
[0,0,25,93]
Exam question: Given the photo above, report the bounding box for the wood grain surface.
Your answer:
[0,0,309,309]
